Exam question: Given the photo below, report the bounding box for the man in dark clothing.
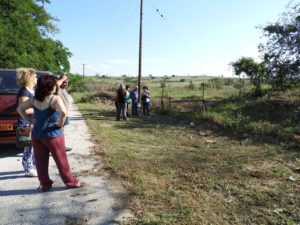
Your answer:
[116,84,127,121]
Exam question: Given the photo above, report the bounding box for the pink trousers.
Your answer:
[32,135,78,187]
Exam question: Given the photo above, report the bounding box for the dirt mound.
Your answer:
[79,91,114,103]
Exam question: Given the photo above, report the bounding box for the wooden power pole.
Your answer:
[137,0,143,102]
[82,64,86,77]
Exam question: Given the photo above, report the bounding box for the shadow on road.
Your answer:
[0,170,25,181]
[0,186,67,196]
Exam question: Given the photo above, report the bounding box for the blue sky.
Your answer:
[45,0,291,77]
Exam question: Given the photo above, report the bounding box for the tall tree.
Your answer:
[0,0,71,74]
[259,3,300,90]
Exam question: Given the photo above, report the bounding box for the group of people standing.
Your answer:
[16,68,82,192]
[114,85,151,121]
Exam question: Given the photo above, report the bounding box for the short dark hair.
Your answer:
[35,75,57,102]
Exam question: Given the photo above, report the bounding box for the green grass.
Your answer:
[73,93,300,225]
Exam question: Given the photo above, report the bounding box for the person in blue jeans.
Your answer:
[130,86,139,116]
[141,86,150,116]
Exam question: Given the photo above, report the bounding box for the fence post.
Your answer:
[200,83,207,112]
[161,86,165,111]
[201,83,205,101]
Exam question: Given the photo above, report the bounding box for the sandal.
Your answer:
[37,180,53,192]
[68,181,85,189]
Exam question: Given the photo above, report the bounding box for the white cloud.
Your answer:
[70,58,120,75]
[105,59,133,65]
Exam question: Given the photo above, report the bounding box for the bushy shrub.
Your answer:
[187,80,195,89]
[233,79,244,90]
[68,74,85,92]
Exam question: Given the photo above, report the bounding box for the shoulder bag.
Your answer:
[16,126,32,148]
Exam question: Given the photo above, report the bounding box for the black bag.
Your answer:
[16,127,32,148]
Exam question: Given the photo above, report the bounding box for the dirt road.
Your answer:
[0,103,132,225]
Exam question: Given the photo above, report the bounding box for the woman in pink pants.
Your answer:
[17,75,82,192]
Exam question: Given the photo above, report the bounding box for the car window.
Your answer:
[0,76,18,90]
[0,72,18,92]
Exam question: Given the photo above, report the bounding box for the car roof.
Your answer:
[0,68,55,75]
[0,69,57,93]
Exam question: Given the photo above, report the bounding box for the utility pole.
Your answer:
[137,0,143,102]
[82,64,86,77]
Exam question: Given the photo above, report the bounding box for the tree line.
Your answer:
[0,0,71,74]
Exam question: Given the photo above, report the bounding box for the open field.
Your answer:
[73,90,300,224]
[69,75,250,100]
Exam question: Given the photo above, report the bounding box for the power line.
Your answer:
[99,0,121,36]
[103,0,137,43]
[149,0,201,64]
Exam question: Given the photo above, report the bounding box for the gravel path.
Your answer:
[0,102,132,225]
